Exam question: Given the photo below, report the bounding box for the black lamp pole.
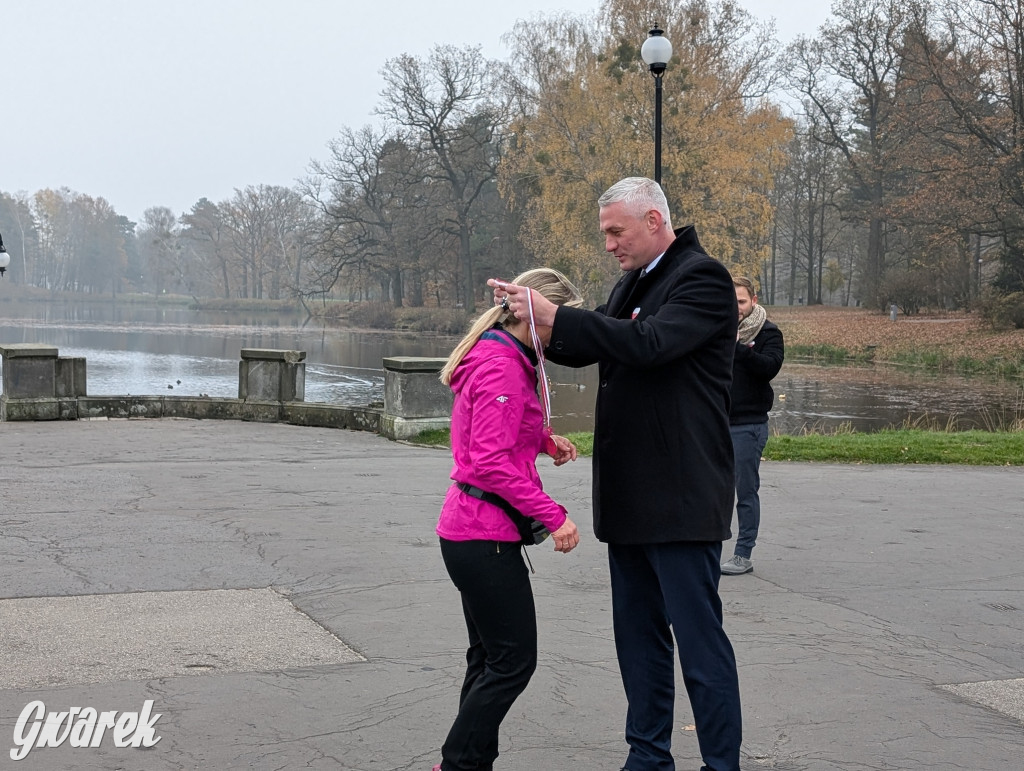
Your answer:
[641,25,672,185]
[653,62,664,185]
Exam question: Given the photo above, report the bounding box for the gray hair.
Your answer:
[598,177,672,229]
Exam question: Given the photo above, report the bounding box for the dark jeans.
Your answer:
[438,538,537,771]
[730,422,769,559]
[609,541,742,771]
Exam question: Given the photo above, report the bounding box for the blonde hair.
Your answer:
[440,268,584,385]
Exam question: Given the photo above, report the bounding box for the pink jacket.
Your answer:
[436,329,568,542]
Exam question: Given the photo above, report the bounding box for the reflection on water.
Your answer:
[1,301,1020,435]
[769,364,1023,434]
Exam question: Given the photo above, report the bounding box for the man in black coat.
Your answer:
[721,277,785,576]
[494,177,742,771]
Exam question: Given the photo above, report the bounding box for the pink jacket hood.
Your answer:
[437,329,567,542]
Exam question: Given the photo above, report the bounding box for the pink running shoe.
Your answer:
[432,766,442,771]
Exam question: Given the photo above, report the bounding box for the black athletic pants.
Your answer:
[438,538,537,771]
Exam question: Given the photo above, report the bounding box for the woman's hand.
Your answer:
[547,434,578,466]
[550,517,580,553]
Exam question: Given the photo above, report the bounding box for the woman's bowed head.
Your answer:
[443,266,583,470]
[487,277,561,329]
[444,267,581,379]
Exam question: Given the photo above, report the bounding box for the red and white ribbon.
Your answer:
[524,287,551,429]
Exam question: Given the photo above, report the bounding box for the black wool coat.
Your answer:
[730,320,784,426]
[548,226,738,544]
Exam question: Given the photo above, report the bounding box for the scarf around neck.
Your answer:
[737,302,767,345]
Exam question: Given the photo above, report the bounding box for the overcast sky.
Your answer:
[1,0,831,225]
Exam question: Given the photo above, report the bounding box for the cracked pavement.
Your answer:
[0,418,1021,770]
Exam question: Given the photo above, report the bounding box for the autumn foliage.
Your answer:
[768,304,1024,372]
[499,0,789,299]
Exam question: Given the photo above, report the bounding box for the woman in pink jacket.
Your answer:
[432,268,583,771]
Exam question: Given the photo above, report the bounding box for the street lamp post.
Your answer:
[641,25,672,185]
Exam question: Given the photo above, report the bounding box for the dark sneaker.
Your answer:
[721,555,753,575]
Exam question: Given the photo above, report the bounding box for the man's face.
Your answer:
[599,201,657,272]
[736,286,757,321]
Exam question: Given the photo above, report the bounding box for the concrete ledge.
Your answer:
[239,400,285,423]
[379,414,450,441]
[43,395,389,433]
[2,345,450,441]
[284,402,381,432]
[79,396,265,421]
[79,396,165,419]
[3,393,439,440]
[0,397,78,421]
[163,397,246,421]
[0,343,59,358]
[382,356,448,372]
[384,365,452,420]
[55,357,87,397]
[241,348,307,364]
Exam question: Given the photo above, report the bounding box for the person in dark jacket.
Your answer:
[492,177,742,771]
[721,277,785,576]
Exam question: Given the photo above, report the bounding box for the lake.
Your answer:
[1,300,1020,435]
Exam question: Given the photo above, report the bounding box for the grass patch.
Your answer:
[787,343,874,365]
[406,427,1023,465]
[406,429,452,448]
[884,349,1024,378]
[763,428,1023,465]
[564,432,594,456]
[405,429,595,456]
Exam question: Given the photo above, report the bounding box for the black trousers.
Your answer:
[609,541,741,771]
[439,538,538,771]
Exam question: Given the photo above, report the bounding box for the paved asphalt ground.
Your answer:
[0,418,1022,770]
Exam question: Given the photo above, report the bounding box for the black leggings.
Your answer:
[439,538,538,771]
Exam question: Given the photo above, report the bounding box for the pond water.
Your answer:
[1,300,1020,435]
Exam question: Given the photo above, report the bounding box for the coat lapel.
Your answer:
[607,270,644,318]
[604,227,701,319]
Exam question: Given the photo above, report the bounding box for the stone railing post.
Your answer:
[380,356,452,441]
[0,344,85,421]
[238,348,306,422]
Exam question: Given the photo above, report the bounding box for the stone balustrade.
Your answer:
[380,356,453,440]
[0,345,451,441]
[0,344,86,420]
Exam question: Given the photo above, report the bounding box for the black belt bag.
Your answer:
[456,482,551,545]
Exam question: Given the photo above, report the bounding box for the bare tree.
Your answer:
[305,126,452,307]
[377,45,514,312]
[907,0,1024,293]
[180,198,232,298]
[218,186,305,300]
[784,0,910,307]
[137,206,181,296]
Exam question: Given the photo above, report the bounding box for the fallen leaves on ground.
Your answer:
[767,306,1024,362]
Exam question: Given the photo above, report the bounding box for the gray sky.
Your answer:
[1,0,831,225]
